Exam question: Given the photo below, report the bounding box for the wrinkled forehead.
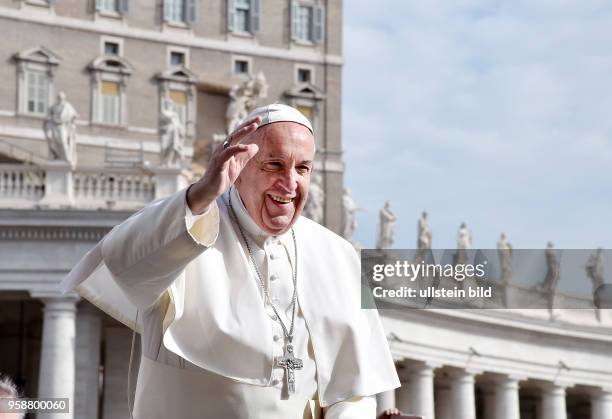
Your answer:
[253,122,315,157]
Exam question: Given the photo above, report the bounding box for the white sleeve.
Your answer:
[323,396,377,419]
[101,188,220,309]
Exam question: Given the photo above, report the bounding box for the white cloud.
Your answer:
[343,0,612,250]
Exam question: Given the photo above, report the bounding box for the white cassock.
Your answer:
[61,186,400,418]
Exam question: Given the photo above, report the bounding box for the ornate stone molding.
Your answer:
[0,226,108,241]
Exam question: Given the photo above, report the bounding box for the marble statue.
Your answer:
[414,211,432,263]
[542,241,560,294]
[159,99,185,167]
[376,201,396,249]
[457,222,471,250]
[417,211,432,250]
[303,172,324,223]
[225,72,268,134]
[454,222,472,267]
[497,232,513,284]
[341,188,357,242]
[586,247,605,294]
[43,92,78,166]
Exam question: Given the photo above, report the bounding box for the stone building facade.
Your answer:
[0,0,344,417]
[2,2,612,419]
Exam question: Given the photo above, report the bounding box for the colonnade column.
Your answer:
[541,382,567,419]
[448,369,477,419]
[591,388,612,419]
[74,303,102,419]
[36,295,79,419]
[396,361,437,419]
[493,375,521,419]
[376,388,397,415]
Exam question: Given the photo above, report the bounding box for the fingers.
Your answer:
[229,116,262,145]
[216,144,259,171]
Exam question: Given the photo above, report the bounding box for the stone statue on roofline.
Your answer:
[44,91,78,166]
[225,72,268,134]
[159,98,185,167]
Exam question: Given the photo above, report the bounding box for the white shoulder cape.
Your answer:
[61,189,399,407]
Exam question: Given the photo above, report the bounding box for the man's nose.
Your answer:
[279,168,298,192]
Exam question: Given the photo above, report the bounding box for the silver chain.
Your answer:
[227,190,299,342]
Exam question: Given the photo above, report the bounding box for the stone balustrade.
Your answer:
[0,163,176,210]
[73,168,155,209]
[0,164,45,205]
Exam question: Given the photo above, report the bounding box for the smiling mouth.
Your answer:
[269,194,295,204]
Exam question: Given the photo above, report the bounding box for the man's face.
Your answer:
[236,122,314,235]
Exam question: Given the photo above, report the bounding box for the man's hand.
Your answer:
[187,116,261,214]
[377,408,401,419]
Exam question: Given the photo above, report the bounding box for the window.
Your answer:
[97,0,118,12]
[227,0,260,34]
[14,46,59,117]
[290,1,324,44]
[297,68,312,83]
[234,59,249,75]
[285,82,325,137]
[297,105,313,122]
[156,67,197,137]
[168,89,187,124]
[104,42,120,56]
[95,0,129,15]
[170,51,185,66]
[163,0,197,24]
[88,55,133,126]
[25,71,49,115]
[235,0,250,32]
[101,81,120,124]
[166,0,184,22]
[295,6,313,42]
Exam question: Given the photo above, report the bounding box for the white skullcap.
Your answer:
[241,103,313,134]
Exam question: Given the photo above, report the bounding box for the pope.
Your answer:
[62,103,400,418]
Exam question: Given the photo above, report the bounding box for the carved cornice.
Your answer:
[0,226,108,241]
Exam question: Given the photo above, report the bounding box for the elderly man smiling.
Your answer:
[63,104,399,418]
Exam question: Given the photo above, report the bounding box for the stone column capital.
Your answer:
[491,374,525,388]
[540,380,573,394]
[589,387,612,398]
[446,367,481,381]
[31,291,80,306]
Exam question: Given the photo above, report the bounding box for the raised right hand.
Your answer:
[187,116,261,214]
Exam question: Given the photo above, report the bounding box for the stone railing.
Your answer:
[0,163,189,211]
[0,165,45,206]
[73,168,155,210]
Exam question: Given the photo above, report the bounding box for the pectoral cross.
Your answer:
[275,343,303,396]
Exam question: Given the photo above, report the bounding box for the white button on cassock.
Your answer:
[270,274,278,281]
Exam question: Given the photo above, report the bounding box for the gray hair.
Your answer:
[0,375,19,398]
[0,375,24,419]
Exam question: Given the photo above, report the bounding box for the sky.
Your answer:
[342,0,612,250]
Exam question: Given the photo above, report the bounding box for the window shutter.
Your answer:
[95,0,101,11]
[227,0,235,32]
[313,3,324,43]
[250,0,261,33]
[120,0,130,15]
[163,0,171,21]
[290,0,299,41]
[186,0,198,23]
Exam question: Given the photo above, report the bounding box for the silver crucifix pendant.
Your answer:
[276,343,303,396]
